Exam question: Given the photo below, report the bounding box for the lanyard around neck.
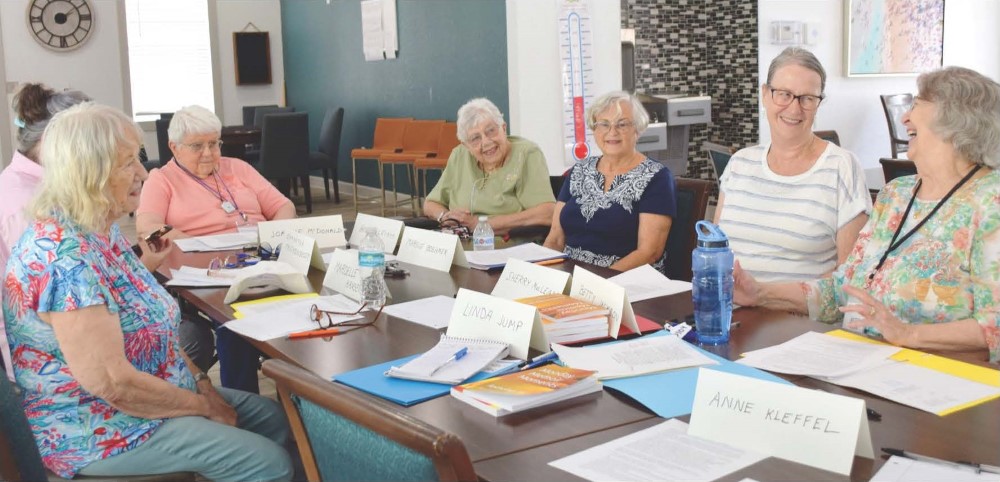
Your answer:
[174,160,243,214]
[867,164,982,284]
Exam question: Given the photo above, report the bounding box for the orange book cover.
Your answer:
[453,364,596,397]
[516,294,609,321]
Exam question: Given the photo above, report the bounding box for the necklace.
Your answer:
[866,164,982,287]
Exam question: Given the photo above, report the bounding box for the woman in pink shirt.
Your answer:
[0,84,90,379]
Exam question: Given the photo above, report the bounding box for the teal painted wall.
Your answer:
[280,0,508,196]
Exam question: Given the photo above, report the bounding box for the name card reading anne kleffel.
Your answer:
[446,288,542,360]
[395,227,468,272]
[258,215,347,249]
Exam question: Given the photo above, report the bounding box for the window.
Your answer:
[125,0,214,122]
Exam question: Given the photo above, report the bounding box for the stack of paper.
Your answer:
[451,364,601,417]
[224,294,365,341]
[737,331,902,378]
[552,333,717,379]
[385,335,509,385]
[464,243,566,270]
[165,266,234,287]
[608,264,692,302]
[173,231,258,252]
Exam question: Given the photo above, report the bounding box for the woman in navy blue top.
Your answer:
[544,91,677,271]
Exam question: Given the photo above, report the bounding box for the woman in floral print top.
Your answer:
[734,67,1000,364]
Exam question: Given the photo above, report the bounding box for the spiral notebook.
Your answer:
[385,335,510,385]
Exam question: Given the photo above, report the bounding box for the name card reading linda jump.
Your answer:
[492,258,571,299]
[258,215,347,250]
[570,266,640,338]
[395,227,468,272]
[446,288,541,360]
[688,368,873,476]
[276,230,325,274]
[322,248,363,302]
[349,213,404,253]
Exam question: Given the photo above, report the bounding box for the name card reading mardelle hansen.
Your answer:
[446,288,541,360]
[322,249,363,302]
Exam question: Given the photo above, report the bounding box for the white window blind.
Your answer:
[125,0,214,122]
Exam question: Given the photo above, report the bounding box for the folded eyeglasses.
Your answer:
[308,302,384,331]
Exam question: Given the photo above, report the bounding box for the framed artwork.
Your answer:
[233,32,272,85]
[845,0,945,77]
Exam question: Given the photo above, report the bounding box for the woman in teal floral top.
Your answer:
[2,104,292,479]
[734,67,1000,364]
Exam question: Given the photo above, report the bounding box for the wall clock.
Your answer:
[27,0,94,51]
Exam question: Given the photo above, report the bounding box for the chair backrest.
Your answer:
[434,122,460,158]
[813,130,841,146]
[664,178,711,282]
[259,112,310,179]
[880,93,913,157]
[879,157,917,184]
[243,104,279,127]
[400,120,445,152]
[318,107,345,157]
[370,117,412,151]
[702,141,735,182]
[155,118,172,165]
[0,376,48,482]
[262,359,476,482]
[254,106,295,128]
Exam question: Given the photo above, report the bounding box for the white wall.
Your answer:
[758,0,1000,188]
[213,0,285,126]
[507,0,622,175]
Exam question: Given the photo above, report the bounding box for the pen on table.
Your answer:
[957,460,1000,475]
[521,351,559,371]
[882,448,982,473]
[288,327,343,340]
[866,407,882,421]
[430,347,468,375]
[534,258,565,266]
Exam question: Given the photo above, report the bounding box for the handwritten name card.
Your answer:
[395,227,468,272]
[688,369,873,475]
[323,249,363,302]
[446,288,542,360]
[492,258,571,299]
[349,213,404,253]
[570,266,640,338]
[258,215,347,250]
[276,230,325,274]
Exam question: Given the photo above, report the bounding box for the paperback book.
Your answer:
[450,364,601,416]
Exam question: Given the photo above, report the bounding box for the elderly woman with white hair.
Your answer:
[736,66,1000,364]
[3,103,292,480]
[422,98,555,234]
[544,91,676,272]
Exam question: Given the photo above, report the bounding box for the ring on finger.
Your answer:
[869,305,876,317]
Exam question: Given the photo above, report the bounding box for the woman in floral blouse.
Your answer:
[2,103,292,479]
[735,66,1000,364]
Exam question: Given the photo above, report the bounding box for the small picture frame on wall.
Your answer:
[845,0,945,77]
[233,32,272,85]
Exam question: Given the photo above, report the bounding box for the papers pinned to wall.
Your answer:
[361,0,398,61]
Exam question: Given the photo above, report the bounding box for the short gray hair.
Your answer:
[918,67,1000,168]
[766,47,827,94]
[168,105,222,143]
[13,83,90,155]
[32,103,143,233]
[586,91,650,133]
[456,98,505,143]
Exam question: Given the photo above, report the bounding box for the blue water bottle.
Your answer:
[691,221,734,345]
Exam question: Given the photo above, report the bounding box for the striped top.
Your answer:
[718,142,871,282]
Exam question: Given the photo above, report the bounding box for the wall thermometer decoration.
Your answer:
[559,0,595,166]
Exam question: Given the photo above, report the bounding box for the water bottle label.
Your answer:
[359,251,384,268]
[474,236,494,249]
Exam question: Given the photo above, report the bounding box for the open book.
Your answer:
[385,335,510,385]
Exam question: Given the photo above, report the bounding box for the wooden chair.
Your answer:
[413,122,460,208]
[379,120,446,216]
[880,157,917,184]
[664,178,711,282]
[351,118,412,214]
[702,141,736,182]
[307,107,345,203]
[813,130,840,146]
[258,112,312,214]
[262,359,477,482]
[880,93,913,158]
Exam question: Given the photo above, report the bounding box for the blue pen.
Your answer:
[521,351,559,371]
[430,347,468,375]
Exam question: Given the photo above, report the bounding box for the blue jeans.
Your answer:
[79,387,293,481]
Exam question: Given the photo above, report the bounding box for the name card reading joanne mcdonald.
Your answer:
[258,215,347,250]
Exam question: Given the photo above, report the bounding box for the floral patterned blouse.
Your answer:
[805,171,1000,364]
[557,156,677,270]
[2,215,194,478]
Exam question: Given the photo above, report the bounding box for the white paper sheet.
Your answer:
[608,264,692,302]
[549,419,766,482]
[464,243,566,270]
[225,294,365,341]
[381,295,454,330]
[873,456,1000,482]
[173,232,258,252]
[552,334,717,379]
[737,331,902,378]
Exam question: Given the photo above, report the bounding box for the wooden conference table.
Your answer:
[219,125,261,160]
[162,250,999,482]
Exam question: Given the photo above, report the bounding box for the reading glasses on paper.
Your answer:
[309,303,383,330]
[207,253,260,276]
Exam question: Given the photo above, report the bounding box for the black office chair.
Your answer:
[307,107,345,203]
[663,178,711,282]
[242,104,278,127]
[258,112,312,214]
[880,93,913,158]
[880,158,917,184]
[245,106,295,164]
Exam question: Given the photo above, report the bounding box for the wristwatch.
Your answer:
[193,372,210,383]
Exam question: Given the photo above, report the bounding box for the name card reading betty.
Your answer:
[688,369,873,476]
[322,249,363,302]
[570,266,640,338]
[258,215,347,250]
[276,230,325,274]
[349,213,404,253]
[446,288,542,360]
[395,227,468,272]
[492,258,571,299]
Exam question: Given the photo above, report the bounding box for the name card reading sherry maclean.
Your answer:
[446,288,540,360]
[492,259,571,300]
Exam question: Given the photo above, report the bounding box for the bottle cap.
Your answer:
[478,215,488,222]
[695,221,729,248]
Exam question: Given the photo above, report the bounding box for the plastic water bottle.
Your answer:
[472,216,495,251]
[359,226,386,309]
[691,221,734,345]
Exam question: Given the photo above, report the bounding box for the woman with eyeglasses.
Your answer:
[422,98,555,234]
[544,91,676,272]
[2,104,292,480]
[713,47,871,282]
[734,66,1000,364]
